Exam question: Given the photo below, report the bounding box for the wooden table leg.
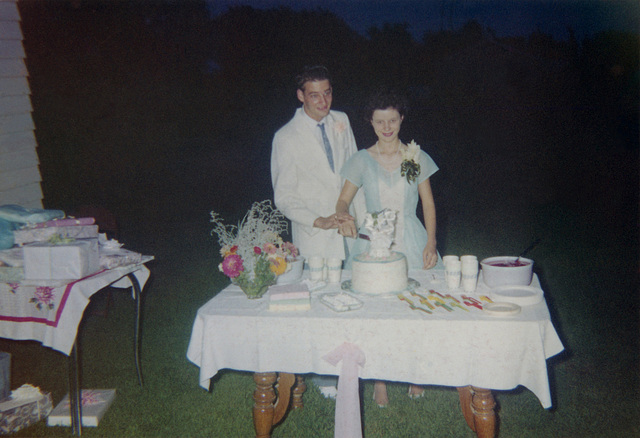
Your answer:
[253,373,277,438]
[253,372,297,438]
[292,375,306,410]
[457,386,476,431]
[472,386,496,438]
[458,386,496,438]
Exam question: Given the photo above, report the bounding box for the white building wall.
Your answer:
[0,0,43,208]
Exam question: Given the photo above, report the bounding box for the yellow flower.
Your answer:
[221,245,238,257]
[269,256,287,276]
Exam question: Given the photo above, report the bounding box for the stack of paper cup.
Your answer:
[307,256,325,281]
[443,255,461,289]
[326,258,343,283]
[461,255,479,292]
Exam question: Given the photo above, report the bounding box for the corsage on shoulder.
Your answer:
[400,140,421,184]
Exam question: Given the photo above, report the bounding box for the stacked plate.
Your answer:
[490,285,544,306]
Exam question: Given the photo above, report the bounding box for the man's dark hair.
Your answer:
[296,66,332,91]
[364,88,409,121]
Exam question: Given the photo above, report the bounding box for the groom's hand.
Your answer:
[314,215,339,230]
[337,218,357,238]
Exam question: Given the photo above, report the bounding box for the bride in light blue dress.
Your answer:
[336,89,441,270]
[335,90,442,405]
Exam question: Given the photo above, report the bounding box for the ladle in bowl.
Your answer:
[516,238,542,264]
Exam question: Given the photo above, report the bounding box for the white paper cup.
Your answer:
[461,260,479,292]
[307,256,325,281]
[460,255,477,264]
[461,258,478,274]
[326,258,343,283]
[442,255,459,268]
[445,260,461,289]
[462,275,478,292]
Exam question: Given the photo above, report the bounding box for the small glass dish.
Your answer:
[320,292,364,312]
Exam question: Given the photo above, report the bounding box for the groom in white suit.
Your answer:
[271,66,361,398]
[271,66,361,262]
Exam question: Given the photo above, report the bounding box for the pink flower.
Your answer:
[282,241,299,258]
[263,243,277,254]
[254,246,262,255]
[221,254,244,278]
[335,121,346,134]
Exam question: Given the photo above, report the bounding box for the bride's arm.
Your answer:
[418,178,438,269]
[336,181,359,238]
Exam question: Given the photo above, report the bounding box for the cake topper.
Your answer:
[363,209,397,258]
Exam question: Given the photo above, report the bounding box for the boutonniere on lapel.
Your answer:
[334,121,346,134]
[400,140,421,184]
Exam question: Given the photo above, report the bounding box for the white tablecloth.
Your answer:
[187,269,563,408]
[0,257,153,355]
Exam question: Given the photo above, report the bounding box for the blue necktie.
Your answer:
[318,123,335,172]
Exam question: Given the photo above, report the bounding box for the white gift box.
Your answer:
[23,239,100,280]
[14,225,99,246]
[47,389,115,427]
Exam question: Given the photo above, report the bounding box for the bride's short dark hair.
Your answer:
[364,89,409,121]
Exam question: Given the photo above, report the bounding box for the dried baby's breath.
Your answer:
[210,200,288,273]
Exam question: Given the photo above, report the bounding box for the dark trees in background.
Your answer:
[16,2,638,232]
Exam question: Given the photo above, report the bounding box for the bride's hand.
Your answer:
[335,212,354,224]
[422,243,438,269]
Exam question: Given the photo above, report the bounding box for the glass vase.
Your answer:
[235,278,274,299]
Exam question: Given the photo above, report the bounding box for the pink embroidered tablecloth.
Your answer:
[0,257,153,355]
[187,269,564,409]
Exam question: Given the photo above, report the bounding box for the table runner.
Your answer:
[187,269,564,408]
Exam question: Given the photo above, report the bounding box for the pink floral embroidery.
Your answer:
[334,121,346,134]
[29,286,55,310]
[63,390,105,407]
[7,283,19,294]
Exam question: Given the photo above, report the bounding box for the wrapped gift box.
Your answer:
[14,225,99,246]
[47,389,115,427]
[0,391,52,435]
[99,248,142,269]
[23,239,100,280]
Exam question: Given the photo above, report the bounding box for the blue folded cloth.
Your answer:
[0,206,65,249]
[0,218,15,250]
[0,205,65,225]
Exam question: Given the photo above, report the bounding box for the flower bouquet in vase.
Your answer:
[210,200,299,299]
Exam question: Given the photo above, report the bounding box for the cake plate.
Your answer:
[341,278,420,296]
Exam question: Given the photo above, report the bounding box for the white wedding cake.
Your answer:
[351,209,408,295]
